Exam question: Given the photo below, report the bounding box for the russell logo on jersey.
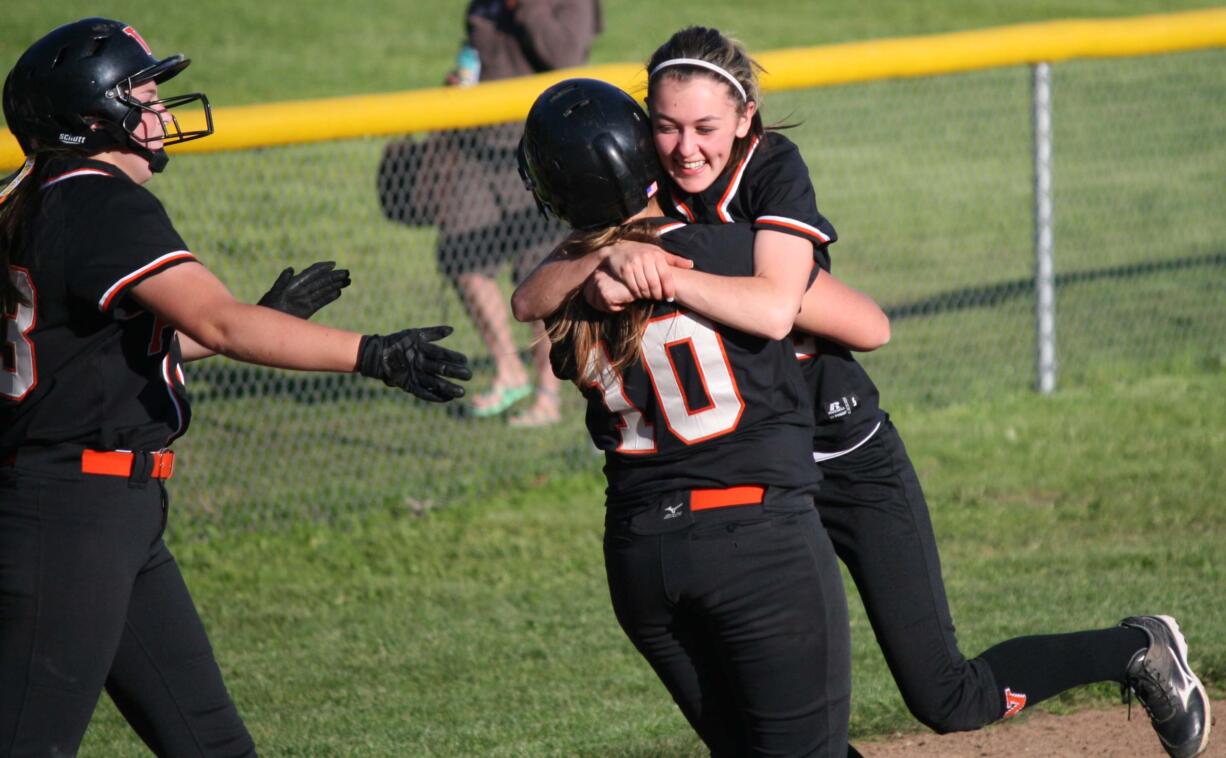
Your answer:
[826,395,860,420]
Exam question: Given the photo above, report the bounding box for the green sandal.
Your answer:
[468,382,533,418]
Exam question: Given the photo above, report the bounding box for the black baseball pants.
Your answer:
[0,466,255,757]
[604,491,851,757]
[817,418,1150,733]
[814,418,1002,733]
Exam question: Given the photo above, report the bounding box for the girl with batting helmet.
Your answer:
[518,77,893,756]
[516,26,1211,758]
[0,18,471,755]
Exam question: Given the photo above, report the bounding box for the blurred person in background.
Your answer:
[438,0,602,426]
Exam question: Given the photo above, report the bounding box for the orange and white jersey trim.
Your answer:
[98,251,197,312]
[41,168,113,189]
[715,136,761,223]
[757,215,833,243]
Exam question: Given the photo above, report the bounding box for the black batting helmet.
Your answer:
[518,78,662,231]
[3,18,212,165]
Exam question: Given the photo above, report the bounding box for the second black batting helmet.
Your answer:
[518,78,662,231]
[3,18,212,168]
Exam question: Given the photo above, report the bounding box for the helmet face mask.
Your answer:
[113,88,214,149]
[3,18,213,163]
[519,78,662,231]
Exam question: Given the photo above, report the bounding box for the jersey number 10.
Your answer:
[585,311,745,453]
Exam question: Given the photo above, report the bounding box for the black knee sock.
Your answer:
[975,626,1149,717]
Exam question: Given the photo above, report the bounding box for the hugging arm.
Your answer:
[669,230,813,340]
[592,229,888,351]
[511,238,691,322]
[794,269,890,352]
[510,244,605,323]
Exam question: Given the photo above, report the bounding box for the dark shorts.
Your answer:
[376,125,567,283]
[436,206,564,283]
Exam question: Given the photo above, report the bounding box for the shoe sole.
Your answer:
[1154,615,1212,758]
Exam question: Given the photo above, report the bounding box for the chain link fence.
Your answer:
[155,48,1224,533]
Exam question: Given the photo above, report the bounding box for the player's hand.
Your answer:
[357,326,473,402]
[601,240,693,301]
[584,269,633,313]
[257,261,351,319]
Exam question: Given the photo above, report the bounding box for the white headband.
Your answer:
[649,58,748,102]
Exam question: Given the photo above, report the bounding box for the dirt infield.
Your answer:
[857,700,1222,757]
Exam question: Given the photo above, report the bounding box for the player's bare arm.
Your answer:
[583,230,887,350]
[509,243,605,322]
[133,262,363,371]
[744,229,889,350]
[589,262,890,353]
[511,239,693,321]
[794,270,890,352]
[178,261,351,361]
[669,229,812,340]
[176,333,213,362]
[137,262,471,401]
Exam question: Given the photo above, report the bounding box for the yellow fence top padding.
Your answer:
[2,7,1225,167]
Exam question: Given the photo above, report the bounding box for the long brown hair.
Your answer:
[545,220,665,382]
[0,155,57,310]
[646,26,766,171]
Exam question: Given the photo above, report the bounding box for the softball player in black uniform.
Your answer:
[0,19,471,756]
[516,28,1210,758]
[642,27,1208,758]
[518,78,870,757]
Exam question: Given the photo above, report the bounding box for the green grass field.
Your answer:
[75,368,1226,755]
[3,1,1224,754]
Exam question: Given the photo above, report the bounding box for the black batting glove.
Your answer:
[357,326,473,402]
[258,261,352,319]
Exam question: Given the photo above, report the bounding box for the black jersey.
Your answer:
[1,158,194,456]
[662,131,883,455]
[578,221,819,510]
[663,132,837,268]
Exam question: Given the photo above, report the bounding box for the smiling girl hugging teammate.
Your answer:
[512,27,1210,758]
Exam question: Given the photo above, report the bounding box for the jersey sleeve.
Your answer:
[660,223,756,277]
[65,181,198,313]
[749,135,837,272]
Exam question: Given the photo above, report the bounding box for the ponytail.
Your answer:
[545,220,664,381]
[0,157,40,310]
